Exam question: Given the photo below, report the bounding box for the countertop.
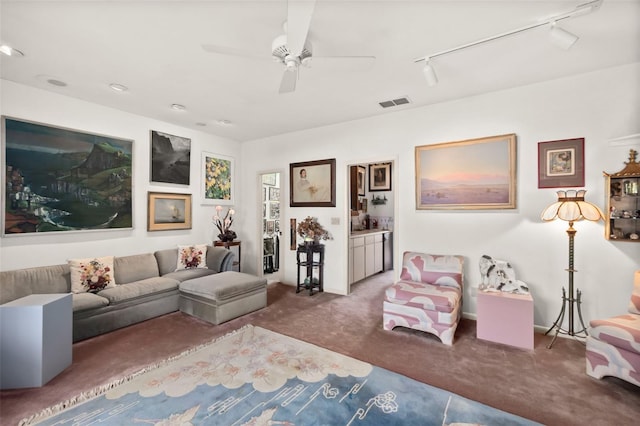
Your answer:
[350,229,392,237]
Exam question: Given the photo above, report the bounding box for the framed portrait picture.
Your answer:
[3,116,133,236]
[201,152,234,205]
[369,163,392,192]
[147,192,192,231]
[415,134,517,210]
[537,138,584,188]
[150,130,191,185]
[357,166,366,196]
[290,158,336,207]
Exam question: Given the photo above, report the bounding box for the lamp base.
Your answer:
[544,287,588,349]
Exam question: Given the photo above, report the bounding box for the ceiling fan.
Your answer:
[202,0,375,94]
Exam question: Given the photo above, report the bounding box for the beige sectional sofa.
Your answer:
[0,245,254,342]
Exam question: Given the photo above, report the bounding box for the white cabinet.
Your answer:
[350,233,383,284]
[350,237,365,284]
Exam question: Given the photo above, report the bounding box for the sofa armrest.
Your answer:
[207,246,235,272]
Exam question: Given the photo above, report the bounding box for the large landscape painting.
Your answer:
[3,117,133,235]
[415,134,517,210]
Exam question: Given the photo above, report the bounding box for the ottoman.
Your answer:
[179,271,267,325]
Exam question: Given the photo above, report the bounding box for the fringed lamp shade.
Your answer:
[541,190,604,223]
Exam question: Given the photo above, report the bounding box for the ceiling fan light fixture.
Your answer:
[549,23,579,50]
[422,61,438,87]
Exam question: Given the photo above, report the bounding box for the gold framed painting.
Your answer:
[147,192,192,231]
[415,134,517,210]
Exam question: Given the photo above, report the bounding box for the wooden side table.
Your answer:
[296,244,324,295]
[214,240,241,272]
[477,290,534,350]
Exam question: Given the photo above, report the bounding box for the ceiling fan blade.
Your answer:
[309,56,376,71]
[202,44,270,61]
[279,68,298,94]
[287,0,316,56]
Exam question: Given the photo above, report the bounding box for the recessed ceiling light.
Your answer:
[215,119,233,126]
[195,122,207,127]
[171,103,186,111]
[109,83,128,92]
[0,44,24,57]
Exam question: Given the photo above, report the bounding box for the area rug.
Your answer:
[21,325,540,425]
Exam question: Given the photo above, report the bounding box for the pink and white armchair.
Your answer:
[383,252,464,345]
[586,270,640,387]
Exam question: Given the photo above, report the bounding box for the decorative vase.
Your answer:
[218,230,237,242]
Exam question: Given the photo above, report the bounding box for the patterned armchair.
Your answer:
[383,252,464,345]
[586,270,640,387]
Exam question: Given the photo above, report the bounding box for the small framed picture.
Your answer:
[538,138,584,188]
[369,163,392,192]
[202,152,234,205]
[357,166,366,196]
[147,192,192,231]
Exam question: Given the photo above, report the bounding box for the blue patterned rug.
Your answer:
[22,325,539,425]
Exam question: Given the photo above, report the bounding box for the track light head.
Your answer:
[422,61,438,87]
[549,23,579,50]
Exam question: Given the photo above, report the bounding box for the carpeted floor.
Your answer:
[1,271,639,425]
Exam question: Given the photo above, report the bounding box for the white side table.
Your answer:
[1,293,72,389]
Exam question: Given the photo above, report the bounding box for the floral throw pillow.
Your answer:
[69,256,117,294]
[176,244,208,271]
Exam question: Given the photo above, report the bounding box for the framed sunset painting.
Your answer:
[415,134,517,210]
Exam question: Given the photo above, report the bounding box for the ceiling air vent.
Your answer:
[378,97,411,109]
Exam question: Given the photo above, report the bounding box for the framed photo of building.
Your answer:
[147,192,192,231]
[369,163,391,192]
[415,134,517,210]
[3,116,133,236]
[537,138,584,188]
[290,158,336,207]
[150,130,190,185]
[201,152,234,205]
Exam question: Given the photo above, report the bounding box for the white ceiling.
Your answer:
[1,0,639,142]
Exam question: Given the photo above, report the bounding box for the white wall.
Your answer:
[0,80,241,270]
[239,63,640,328]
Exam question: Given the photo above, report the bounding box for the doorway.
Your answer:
[259,171,283,283]
[347,160,396,293]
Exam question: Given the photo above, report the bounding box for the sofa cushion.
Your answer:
[98,277,179,305]
[176,244,208,270]
[0,264,70,305]
[114,253,160,284]
[69,256,117,293]
[385,280,461,314]
[399,252,463,290]
[179,271,266,301]
[72,292,110,313]
[589,314,640,354]
[163,268,216,282]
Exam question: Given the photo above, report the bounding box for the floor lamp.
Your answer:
[541,189,603,349]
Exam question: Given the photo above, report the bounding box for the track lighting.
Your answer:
[414,0,603,86]
[549,23,579,50]
[422,61,438,87]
